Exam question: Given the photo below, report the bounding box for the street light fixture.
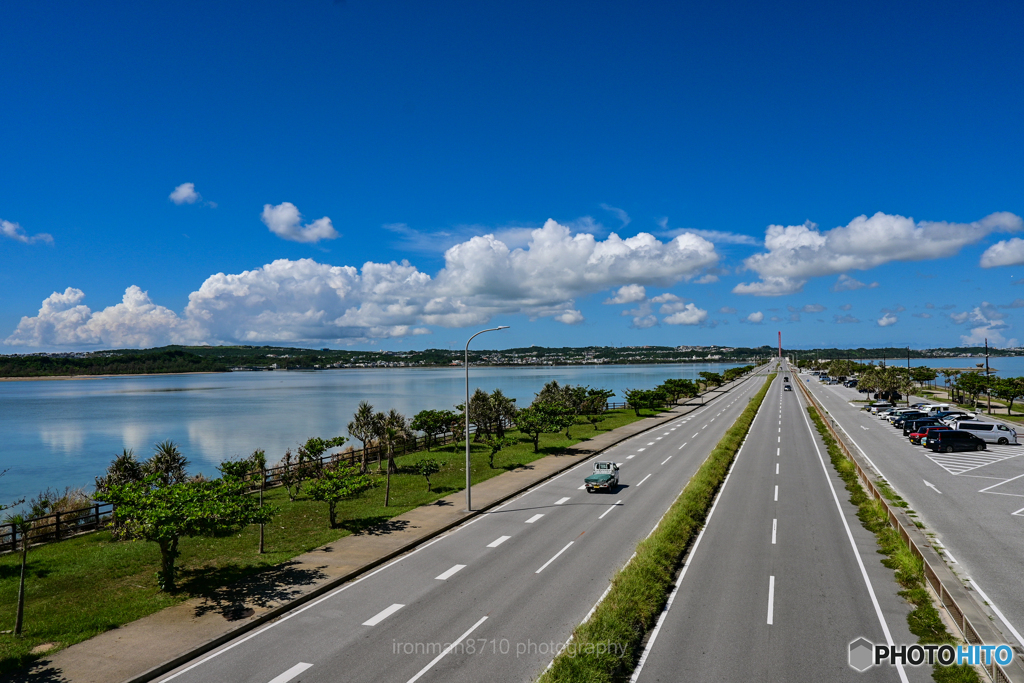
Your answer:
[465,325,509,511]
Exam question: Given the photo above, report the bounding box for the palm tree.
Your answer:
[250,449,267,554]
[7,513,32,635]
[146,441,189,486]
[347,401,375,474]
[380,409,409,506]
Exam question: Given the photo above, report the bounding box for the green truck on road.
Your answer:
[584,461,620,493]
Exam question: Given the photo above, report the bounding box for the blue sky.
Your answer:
[3,0,1024,352]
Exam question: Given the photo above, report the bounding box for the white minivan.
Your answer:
[925,404,953,415]
[949,420,1018,445]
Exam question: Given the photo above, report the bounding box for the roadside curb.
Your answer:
[796,377,1024,683]
[116,371,761,683]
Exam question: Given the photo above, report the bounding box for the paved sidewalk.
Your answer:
[24,373,760,683]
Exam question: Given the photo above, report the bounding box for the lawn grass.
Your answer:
[0,407,651,673]
[540,375,775,683]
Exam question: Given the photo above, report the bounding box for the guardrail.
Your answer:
[795,374,1024,682]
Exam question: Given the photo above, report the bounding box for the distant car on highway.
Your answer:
[926,430,987,453]
[911,425,950,445]
[784,385,793,391]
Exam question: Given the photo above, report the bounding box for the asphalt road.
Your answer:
[157,367,771,683]
[632,361,928,683]
[803,375,1024,650]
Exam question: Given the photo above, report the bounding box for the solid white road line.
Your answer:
[637,473,652,487]
[772,519,777,544]
[435,564,466,581]
[968,579,1024,649]
[363,603,405,626]
[938,546,957,563]
[796,397,910,683]
[774,485,778,501]
[535,542,574,573]
[487,535,511,548]
[767,576,775,624]
[678,442,687,450]
[268,663,313,683]
[661,455,672,465]
[525,513,544,524]
[405,616,489,683]
[554,497,570,505]
[599,500,622,519]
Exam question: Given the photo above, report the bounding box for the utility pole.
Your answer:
[986,338,991,414]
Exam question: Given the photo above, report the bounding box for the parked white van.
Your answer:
[948,420,1018,445]
[925,405,953,415]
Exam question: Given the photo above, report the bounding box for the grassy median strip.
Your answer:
[805,406,979,683]
[540,374,775,683]
[0,408,650,674]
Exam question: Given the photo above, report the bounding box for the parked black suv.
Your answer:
[892,412,928,428]
[926,431,987,453]
[903,418,942,436]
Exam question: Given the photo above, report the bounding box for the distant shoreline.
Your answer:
[0,371,225,383]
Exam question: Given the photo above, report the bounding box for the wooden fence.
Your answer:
[1,502,114,554]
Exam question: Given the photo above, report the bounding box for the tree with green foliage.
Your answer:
[514,403,569,452]
[991,378,1023,415]
[146,441,189,486]
[412,409,450,451]
[955,372,990,409]
[910,366,937,384]
[698,371,723,389]
[416,459,444,491]
[6,513,32,634]
[485,436,516,468]
[347,401,376,473]
[623,388,667,416]
[489,389,518,438]
[96,476,275,591]
[468,388,496,441]
[305,465,374,527]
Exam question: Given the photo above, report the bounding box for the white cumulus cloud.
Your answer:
[1,219,53,245]
[664,303,708,325]
[746,311,764,323]
[980,238,1024,268]
[604,285,647,304]
[262,202,339,244]
[6,219,719,347]
[734,211,1023,296]
[831,274,878,291]
[169,183,201,205]
[877,313,898,327]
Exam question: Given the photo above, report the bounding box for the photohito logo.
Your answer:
[848,638,1015,671]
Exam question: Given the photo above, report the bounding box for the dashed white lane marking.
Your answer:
[655,437,663,441]
[776,463,779,474]
[599,500,623,519]
[578,484,586,490]
[678,442,687,450]
[525,513,544,523]
[767,576,775,625]
[778,436,781,443]
[435,564,466,581]
[777,447,780,456]
[772,519,777,544]
[554,497,570,505]
[661,455,672,465]
[405,616,489,683]
[487,535,511,548]
[703,425,708,429]
[693,433,699,438]
[626,455,635,459]
[647,442,656,446]
[535,542,573,573]
[774,485,778,501]
[268,663,313,683]
[638,448,646,452]
[363,603,405,626]
[663,432,671,435]
[637,473,652,487]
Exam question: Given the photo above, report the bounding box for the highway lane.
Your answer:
[633,362,928,682]
[158,367,772,683]
[802,376,1024,650]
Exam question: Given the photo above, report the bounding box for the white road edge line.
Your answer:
[796,392,910,683]
[629,375,769,683]
[598,500,622,519]
[968,578,1024,649]
[487,535,511,548]
[363,603,405,626]
[405,616,489,683]
[435,564,466,581]
[767,575,775,624]
[637,473,652,487]
[268,662,313,683]
[535,541,574,573]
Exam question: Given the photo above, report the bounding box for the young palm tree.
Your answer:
[7,513,32,635]
[250,449,268,554]
[347,401,375,474]
[146,441,189,486]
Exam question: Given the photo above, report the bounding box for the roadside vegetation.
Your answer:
[805,405,979,683]
[540,372,773,683]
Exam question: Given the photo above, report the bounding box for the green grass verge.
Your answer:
[539,374,775,683]
[805,406,979,683]
[0,407,656,674]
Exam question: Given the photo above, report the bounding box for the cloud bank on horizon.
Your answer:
[5,220,719,347]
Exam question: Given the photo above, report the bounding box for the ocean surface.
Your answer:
[0,362,747,507]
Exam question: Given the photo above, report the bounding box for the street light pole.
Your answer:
[465,325,509,511]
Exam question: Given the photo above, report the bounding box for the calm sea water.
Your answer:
[0,363,747,506]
